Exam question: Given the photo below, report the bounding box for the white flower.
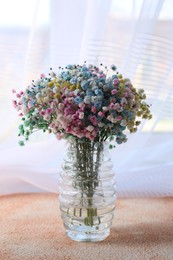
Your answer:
[107,115,113,121]
[36,93,41,99]
[91,96,98,102]
[44,97,49,103]
[84,96,91,104]
[98,122,104,127]
[120,120,127,126]
[74,89,80,95]
[121,97,127,104]
[35,79,42,85]
[53,86,58,93]
[86,125,94,132]
[79,112,84,119]
[50,71,56,77]
[111,118,118,123]
[102,106,108,111]
[58,103,64,110]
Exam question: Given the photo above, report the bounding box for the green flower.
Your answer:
[18,140,24,146]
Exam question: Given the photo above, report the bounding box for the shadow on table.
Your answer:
[104,222,173,246]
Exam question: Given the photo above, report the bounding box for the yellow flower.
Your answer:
[118,74,123,79]
[76,83,81,89]
[48,80,56,87]
[54,93,61,99]
[69,85,75,91]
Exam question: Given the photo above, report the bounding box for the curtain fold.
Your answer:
[0,0,172,196]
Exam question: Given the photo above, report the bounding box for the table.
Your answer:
[0,194,173,260]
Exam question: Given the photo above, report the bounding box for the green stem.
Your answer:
[67,138,104,227]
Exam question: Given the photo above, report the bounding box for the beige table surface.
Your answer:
[0,193,173,260]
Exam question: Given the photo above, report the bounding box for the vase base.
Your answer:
[66,229,110,242]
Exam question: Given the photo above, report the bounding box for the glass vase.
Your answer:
[59,138,116,242]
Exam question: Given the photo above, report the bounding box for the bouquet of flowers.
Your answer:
[13,63,152,241]
[13,63,152,147]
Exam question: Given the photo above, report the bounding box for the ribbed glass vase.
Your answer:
[59,138,116,242]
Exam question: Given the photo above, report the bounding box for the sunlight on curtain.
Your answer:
[0,0,172,196]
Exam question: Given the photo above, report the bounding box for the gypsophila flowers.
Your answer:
[13,63,152,147]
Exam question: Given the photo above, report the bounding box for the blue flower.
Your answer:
[61,71,66,77]
[93,101,102,109]
[82,72,88,78]
[61,71,71,81]
[70,77,77,84]
[66,64,73,69]
[94,89,103,96]
[82,71,92,79]
[127,111,133,120]
[119,125,126,131]
[30,99,36,106]
[74,96,83,104]
[111,64,117,71]
[22,97,27,106]
[82,66,87,72]
[81,80,89,90]
[112,74,118,79]
[116,137,123,144]
[26,90,34,97]
[86,90,93,97]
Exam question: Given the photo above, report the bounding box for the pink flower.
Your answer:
[91,106,97,114]
[12,89,16,94]
[28,101,33,109]
[111,89,117,95]
[121,97,127,106]
[56,132,65,140]
[89,115,98,126]
[18,113,23,116]
[44,114,51,121]
[89,135,95,140]
[98,111,104,117]
[50,123,55,128]
[39,110,45,116]
[72,114,78,120]
[40,73,46,78]
[116,115,122,121]
[99,74,105,78]
[113,79,119,86]
[12,100,17,108]
[64,106,74,116]
[46,108,52,114]
[50,102,55,109]
[109,103,115,109]
[123,92,128,98]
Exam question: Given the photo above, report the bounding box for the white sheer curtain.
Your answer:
[0,0,173,196]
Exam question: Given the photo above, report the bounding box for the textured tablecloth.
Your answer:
[0,194,173,260]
